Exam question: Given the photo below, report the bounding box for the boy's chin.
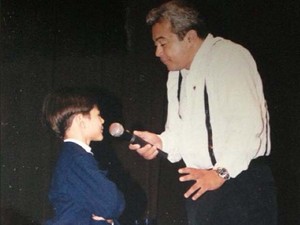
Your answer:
[93,136,104,142]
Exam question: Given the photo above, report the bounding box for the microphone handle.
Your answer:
[121,131,168,159]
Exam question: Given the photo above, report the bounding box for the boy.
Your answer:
[42,88,125,225]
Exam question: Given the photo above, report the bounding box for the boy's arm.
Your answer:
[69,153,125,220]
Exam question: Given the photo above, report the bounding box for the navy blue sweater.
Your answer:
[45,142,125,225]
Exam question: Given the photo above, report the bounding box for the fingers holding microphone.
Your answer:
[129,142,158,160]
[109,122,166,160]
[129,131,162,160]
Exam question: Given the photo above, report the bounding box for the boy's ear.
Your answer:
[73,113,85,127]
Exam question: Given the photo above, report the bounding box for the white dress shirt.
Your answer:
[160,34,270,178]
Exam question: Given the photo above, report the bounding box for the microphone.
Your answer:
[109,122,168,159]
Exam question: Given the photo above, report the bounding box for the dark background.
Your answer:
[1,0,299,225]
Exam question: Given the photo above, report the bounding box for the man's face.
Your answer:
[152,20,193,71]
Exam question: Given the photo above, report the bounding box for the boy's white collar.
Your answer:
[64,138,93,155]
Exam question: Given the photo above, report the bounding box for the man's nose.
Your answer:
[155,46,162,57]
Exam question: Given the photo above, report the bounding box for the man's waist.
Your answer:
[249,156,270,167]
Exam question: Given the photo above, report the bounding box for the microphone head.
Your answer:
[109,122,124,137]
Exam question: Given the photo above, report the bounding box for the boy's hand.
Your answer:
[92,214,113,224]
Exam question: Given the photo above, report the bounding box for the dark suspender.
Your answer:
[177,72,216,165]
[177,72,183,102]
[204,84,216,165]
[264,106,269,155]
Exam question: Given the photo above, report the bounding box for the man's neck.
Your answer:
[185,37,204,70]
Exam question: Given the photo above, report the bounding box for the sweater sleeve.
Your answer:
[68,153,125,219]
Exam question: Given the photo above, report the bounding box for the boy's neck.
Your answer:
[65,127,90,145]
[64,138,93,154]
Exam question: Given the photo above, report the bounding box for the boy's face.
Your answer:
[82,106,105,143]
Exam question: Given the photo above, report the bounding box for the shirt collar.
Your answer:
[181,68,189,77]
[64,138,93,155]
[190,33,222,72]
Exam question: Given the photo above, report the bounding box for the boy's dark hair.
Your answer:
[42,88,98,138]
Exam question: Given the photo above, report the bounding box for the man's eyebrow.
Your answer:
[154,36,165,42]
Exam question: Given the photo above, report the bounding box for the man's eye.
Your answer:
[155,42,166,47]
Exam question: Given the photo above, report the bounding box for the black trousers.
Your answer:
[185,157,278,225]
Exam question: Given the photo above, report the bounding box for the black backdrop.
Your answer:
[1,0,299,225]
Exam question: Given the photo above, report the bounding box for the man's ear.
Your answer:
[185,30,198,43]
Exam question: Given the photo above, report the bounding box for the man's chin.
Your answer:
[166,66,176,71]
[166,64,181,71]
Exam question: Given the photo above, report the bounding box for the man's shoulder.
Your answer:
[208,36,253,64]
[211,37,244,52]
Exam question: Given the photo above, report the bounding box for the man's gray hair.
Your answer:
[146,0,208,40]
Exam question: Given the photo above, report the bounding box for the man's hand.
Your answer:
[178,167,226,200]
[128,131,162,160]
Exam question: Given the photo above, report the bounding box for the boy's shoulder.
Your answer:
[61,142,88,156]
[57,142,89,162]
[54,142,94,172]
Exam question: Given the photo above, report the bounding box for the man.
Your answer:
[129,1,277,225]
